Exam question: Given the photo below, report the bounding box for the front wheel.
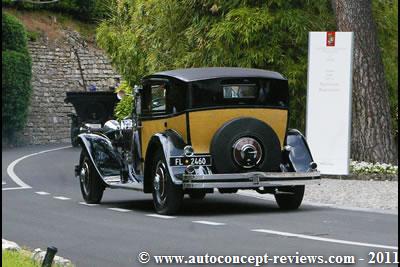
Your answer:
[79,151,105,204]
[274,185,305,210]
[152,149,183,214]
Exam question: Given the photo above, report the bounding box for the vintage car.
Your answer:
[65,91,118,147]
[75,67,320,214]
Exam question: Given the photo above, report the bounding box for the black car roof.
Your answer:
[144,67,286,82]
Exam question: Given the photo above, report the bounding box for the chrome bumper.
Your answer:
[178,171,321,189]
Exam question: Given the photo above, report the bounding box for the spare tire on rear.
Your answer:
[210,117,281,173]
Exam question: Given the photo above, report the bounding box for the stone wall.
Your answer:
[21,31,120,144]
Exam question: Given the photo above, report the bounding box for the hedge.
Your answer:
[2,12,28,53]
[2,50,32,138]
[2,12,32,141]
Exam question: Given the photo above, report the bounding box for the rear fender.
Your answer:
[284,129,315,172]
[78,133,123,183]
[143,130,186,193]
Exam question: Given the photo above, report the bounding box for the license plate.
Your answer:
[170,155,212,167]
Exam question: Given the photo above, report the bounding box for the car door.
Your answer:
[140,79,169,158]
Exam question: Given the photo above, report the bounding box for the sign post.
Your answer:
[306,32,354,175]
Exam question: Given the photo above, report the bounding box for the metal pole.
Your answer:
[41,246,58,267]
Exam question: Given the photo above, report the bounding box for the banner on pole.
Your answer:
[306,32,354,175]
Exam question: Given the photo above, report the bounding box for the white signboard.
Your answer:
[306,32,354,175]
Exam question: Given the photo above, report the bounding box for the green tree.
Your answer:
[372,0,398,141]
[97,0,335,129]
[2,12,32,142]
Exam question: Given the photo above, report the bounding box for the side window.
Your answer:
[150,84,166,112]
[142,82,167,115]
[166,80,187,113]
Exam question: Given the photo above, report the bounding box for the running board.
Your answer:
[103,175,144,191]
[108,181,143,191]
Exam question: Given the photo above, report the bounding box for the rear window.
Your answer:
[191,78,288,109]
[223,84,257,99]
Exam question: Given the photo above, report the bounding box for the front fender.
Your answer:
[284,129,315,172]
[78,133,122,180]
[143,130,186,193]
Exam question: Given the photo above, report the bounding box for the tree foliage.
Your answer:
[97,0,396,135]
[2,0,111,22]
[114,81,133,121]
[2,12,32,141]
[97,0,335,130]
[2,11,28,52]
[372,0,398,138]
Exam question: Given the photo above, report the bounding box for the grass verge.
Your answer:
[2,249,40,267]
[2,248,74,267]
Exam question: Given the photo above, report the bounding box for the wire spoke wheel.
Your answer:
[79,152,105,204]
[80,161,90,196]
[153,161,167,205]
[151,149,183,214]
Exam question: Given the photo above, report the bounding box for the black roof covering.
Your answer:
[144,67,286,82]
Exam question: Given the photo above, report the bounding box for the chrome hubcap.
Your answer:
[232,137,263,168]
[80,162,90,195]
[153,161,166,204]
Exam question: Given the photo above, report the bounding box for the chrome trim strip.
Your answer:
[181,171,320,181]
[183,179,320,189]
[179,171,321,189]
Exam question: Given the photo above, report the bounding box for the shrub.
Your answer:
[350,161,398,175]
[3,0,112,23]
[114,81,133,121]
[2,12,28,53]
[2,50,32,139]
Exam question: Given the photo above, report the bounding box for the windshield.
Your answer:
[191,78,288,109]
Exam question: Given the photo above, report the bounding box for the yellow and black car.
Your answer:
[75,67,320,214]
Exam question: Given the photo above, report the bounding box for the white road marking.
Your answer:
[108,208,130,213]
[79,202,99,207]
[53,196,70,200]
[146,214,176,219]
[35,191,50,195]
[2,181,6,185]
[237,191,398,215]
[6,146,71,190]
[252,229,398,250]
[2,187,31,191]
[192,220,226,226]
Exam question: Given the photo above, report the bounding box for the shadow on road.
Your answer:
[100,194,323,217]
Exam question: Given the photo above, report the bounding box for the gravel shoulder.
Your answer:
[303,178,398,211]
[240,178,398,212]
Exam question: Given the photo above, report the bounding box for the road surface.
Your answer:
[2,145,398,266]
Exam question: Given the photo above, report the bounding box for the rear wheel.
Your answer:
[79,151,105,204]
[152,149,183,214]
[274,185,305,210]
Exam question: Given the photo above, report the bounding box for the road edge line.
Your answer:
[6,146,72,190]
[252,229,398,250]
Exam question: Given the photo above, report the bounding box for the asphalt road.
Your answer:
[2,144,398,267]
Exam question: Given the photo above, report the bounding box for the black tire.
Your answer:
[71,120,80,147]
[188,191,206,200]
[210,117,281,173]
[274,185,305,210]
[151,149,183,214]
[79,150,105,204]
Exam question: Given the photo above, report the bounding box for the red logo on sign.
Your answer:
[326,32,335,47]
